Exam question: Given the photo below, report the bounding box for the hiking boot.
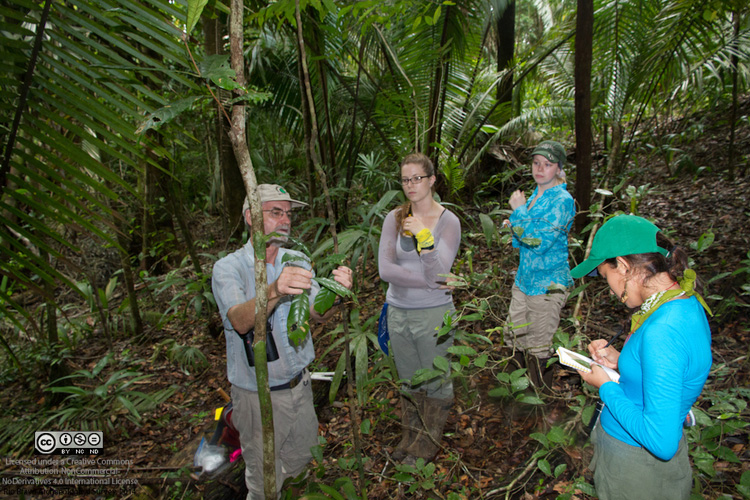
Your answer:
[392,393,422,461]
[502,349,527,373]
[405,396,452,462]
[528,355,554,393]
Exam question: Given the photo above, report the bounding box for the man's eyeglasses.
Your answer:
[401,175,428,186]
[263,208,296,220]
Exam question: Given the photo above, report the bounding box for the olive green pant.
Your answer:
[388,303,455,399]
[590,423,692,500]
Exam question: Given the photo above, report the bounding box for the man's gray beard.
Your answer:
[267,235,289,246]
[268,227,290,246]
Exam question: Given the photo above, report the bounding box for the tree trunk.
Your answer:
[203,12,245,238]
[168,181,203,277]
[728,10,740,180]
[425,4,453,164]
[0,0,51,196]
[134,41,177,273]
[115,225,144,336]
[496,0,516,120]
[220,110,245,238]
[109,187,144,337]
[227,1,276,498]
[294,1,366,497]
[295,46,318,210]
[606,122,623,175]
[140,133,175,274]
[42,247,67,386]
[574,0,594,235]
[310,25,334,176]
[341,43,367,225]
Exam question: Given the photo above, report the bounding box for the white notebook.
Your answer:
[556,346,620,383]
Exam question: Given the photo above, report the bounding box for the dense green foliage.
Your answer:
[0,0,748,498]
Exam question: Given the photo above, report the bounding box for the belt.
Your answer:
[270,369,306,392]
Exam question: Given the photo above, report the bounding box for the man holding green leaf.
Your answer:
[212,184,353,499]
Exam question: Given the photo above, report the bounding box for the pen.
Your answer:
[603,320,628,348]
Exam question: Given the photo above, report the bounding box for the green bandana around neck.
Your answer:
[629,269,712,335]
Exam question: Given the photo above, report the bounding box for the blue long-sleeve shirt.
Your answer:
[509,183,574,295]
[599,296,712,460]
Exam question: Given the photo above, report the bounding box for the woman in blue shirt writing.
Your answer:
[571,215,712,500]
[503,140,575,391]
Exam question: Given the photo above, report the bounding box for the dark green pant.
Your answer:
[590,423,692,500]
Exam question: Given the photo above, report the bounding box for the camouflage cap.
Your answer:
[531,140,566,166]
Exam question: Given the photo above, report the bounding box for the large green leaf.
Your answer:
[312,286,337,315]
[198,54,241,89]
[479,213,497,246]
[186,0,209,36]
[136,96,204,133]
[287,290,311,346]
[314,276,355,300]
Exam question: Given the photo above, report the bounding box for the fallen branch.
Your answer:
[484,455,539,498]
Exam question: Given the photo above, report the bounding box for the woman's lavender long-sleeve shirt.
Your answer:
[378,208,461,309]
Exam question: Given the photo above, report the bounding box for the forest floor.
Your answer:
[1,111,750,500]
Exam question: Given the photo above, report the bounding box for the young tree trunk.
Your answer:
[42,247,67,387]
[574,0,594,235]
[168,182,203,277]
[606,122,623,175]
[227,1,276,498]
[728,10,740,180]
[112,201,144,336]
[341,43,367,225]
[294,37,318,211]
[139,132,175,274]
[0,0,51,196]
[203,11,246,239]
[496,0,516,120]
[294,1,366,497]
[309,26,335,178]
[425,4,453,164]
[116,231,144,336]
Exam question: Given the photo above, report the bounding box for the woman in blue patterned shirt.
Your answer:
[503,140,575,391]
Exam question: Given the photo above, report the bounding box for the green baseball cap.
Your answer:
[531,140,566,166]
[570,215,669,279]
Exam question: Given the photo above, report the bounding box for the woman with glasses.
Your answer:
[378,153,461,464]
[502,140,575,392]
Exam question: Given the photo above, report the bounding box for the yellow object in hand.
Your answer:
[415,228,435,251]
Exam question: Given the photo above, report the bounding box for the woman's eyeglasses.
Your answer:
[400,175,428,186]
[262,209,296,220]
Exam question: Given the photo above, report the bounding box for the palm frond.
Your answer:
[0,0,194,334]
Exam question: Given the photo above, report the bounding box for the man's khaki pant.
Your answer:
[232,370,318,500]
